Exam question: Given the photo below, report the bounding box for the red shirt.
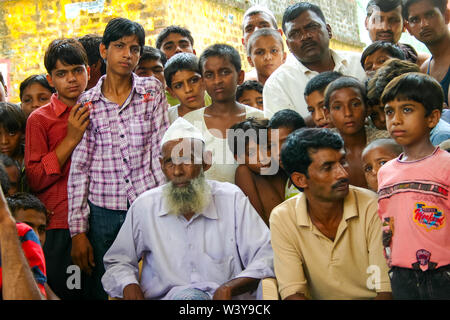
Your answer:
[25,94,72,230]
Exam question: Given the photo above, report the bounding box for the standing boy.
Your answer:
[378,72,450,299]
[68,18,169,300]
[25,38,90,300]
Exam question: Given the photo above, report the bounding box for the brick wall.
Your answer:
[0,0,364,103]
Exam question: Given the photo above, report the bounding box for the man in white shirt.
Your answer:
[101,118,274,300]
[263,2,366,119]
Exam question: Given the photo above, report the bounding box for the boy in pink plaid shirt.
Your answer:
[68,18,169,300]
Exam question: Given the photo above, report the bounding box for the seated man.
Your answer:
[270,128,391,300]
[102,117,274,300]
[0,170,46,300]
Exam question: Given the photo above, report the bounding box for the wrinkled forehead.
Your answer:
[161,138,204,158]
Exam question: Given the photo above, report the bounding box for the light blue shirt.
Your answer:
[102,180,274,300]
[431,119,450,146]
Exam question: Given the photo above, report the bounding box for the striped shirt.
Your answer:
[0,223,47,298]
[68,73,169,237]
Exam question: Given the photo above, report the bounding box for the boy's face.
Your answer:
[5,165,19,196]
[135,58,166,87]
[365,6,405,43]
[384,98,439,147]
[160,33,195,60]
[405,0,449,45]
[328,87,366,136]
[168,70,205,110]
[368,103,387,130]
[243,137,272,175]
[271,126,294,170]
[20,82,53,118]
[14,208,47,246]
[202,56,244,103]
[47,60,89,106]
[242,12,277,47]
[305,90,333,128]
[0,126,22,159]
[100,35,141,77]
[363,49,396,78]
[237,89,263,110]
[362,146,399,192]
[248,35,286,80]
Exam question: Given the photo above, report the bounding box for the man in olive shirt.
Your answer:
[270,128,391,300]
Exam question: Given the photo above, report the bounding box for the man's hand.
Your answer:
[213,284,232,300]
[213,277,259,300]
[66,103,90,145]
[123,283,145,300]
[71,232,95,275]
[0,185,15,227]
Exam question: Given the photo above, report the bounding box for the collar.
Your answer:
[296,186,358,227]
[51,94,71,117]
[288,49,349,74]
[157,183,219,220]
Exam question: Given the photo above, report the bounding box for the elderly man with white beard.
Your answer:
[101,117,274,300]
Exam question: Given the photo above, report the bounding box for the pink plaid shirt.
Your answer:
[68,73,169,237]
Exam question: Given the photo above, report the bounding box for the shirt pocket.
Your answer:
[200,253,235,285]
[92,119,113,152]
[128,118,152,148]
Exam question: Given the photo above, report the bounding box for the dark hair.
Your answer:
[366,0,402,15]
[324,76,368,109]
[19,74,55,101]
[0,102,26,134]
[360,41,406,69]
[304,71,343,97]
[282,2,326,34]
[102,18,145,53]
[402,0,448,19]
[363,138,403,157]
[0,163,9,194]
[236,80,263,101]
[227,117,270,157]
[164,52,199,88]
[246,28,284,55]
[155,25,194,49]
[6,192,47,218]
[139,45,167,66]
[44,38,88,74]
[199,44,242,73]
[381,72,444,116]
[243,6,278,31]
[397,43,418,64]
[0,153,17,168]
[269,109,306,130]
[281,127,344,176]
[367,58,420,107]
[78,34,106,75]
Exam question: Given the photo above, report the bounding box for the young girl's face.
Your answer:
[20,82,53,118]
[0,125,22,159]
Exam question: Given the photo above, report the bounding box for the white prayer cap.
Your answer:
[161,117,205,147]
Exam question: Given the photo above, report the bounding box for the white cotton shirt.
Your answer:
[263,50,366,118]
[101,180,274,300]
[182,106,264,184]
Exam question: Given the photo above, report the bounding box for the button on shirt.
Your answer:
[263,50,366,118]
[68,73,169,237]
[102,180,274,300]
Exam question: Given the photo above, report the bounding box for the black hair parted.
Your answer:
[139,45,167,65]
[199,44,242,74]
[304,71,344,97]
[360,41,406,69]
[402,0,448,19]
[19,74,55,101]
[164,52,200,89]
[324,76,368,109]
[236,80,263,101]
[0,102,26,134]
[282,2,327,34]
[102,18,145,53]
[155,25,194,49]
[44,38,88,74]
[381,72,444,116]
[269,109,306,130]
[6,192,48,217]
[366,0,402,15]
[281,127,344,176]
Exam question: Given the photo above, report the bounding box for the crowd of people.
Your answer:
[0,0,449,300]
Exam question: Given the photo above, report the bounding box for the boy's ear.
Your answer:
[247,56,255,68]
[167,86,175,97]
[291,172,308,190]
[99,43,107,60]
[364,16,370,31]
[427,109,441,129]
[238,70,245,85]
[86,65,91,81]
[46,74,55,88]
[282,51,287,63]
